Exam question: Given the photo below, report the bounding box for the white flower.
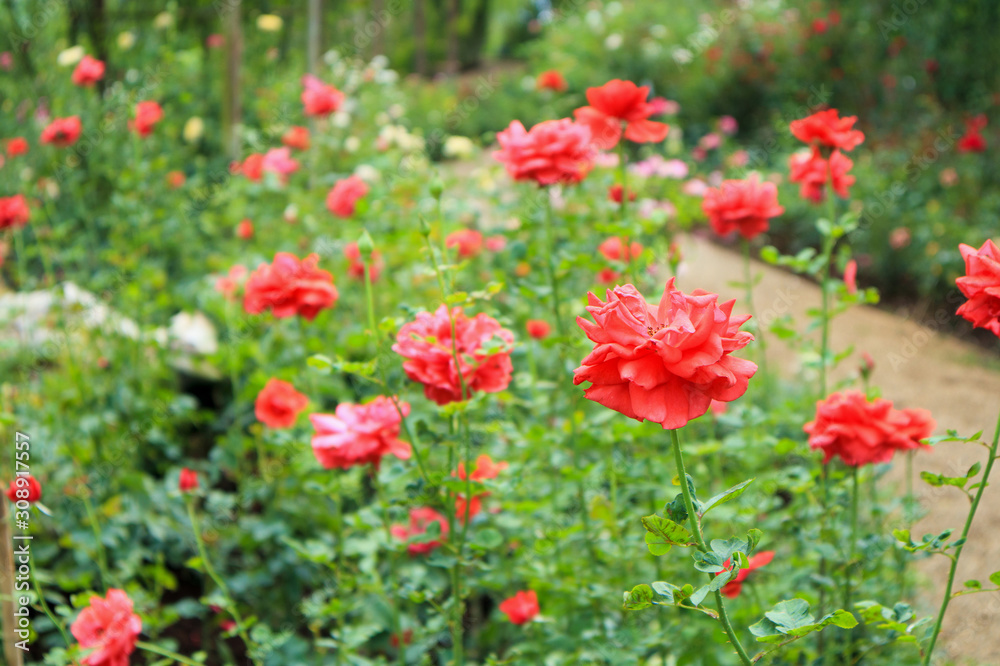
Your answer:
[375,69,398,85]
[606,2,623,16]
[344,136,361,153]
[332,111,351,128]
[183,117,204,143]
[650,24,668,39]
[604,34,623,50]
[672,47,693,64]
[57,46,84,67]
[169,312,218,355]
[355,165,380,183]
[257,14,283,32]
[375,112,390,126]
[370,54,389,70]
[388,103,405,119]
[443,136,475,160]
[585,10,603,29]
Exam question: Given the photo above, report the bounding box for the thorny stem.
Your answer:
[670,428,753,666]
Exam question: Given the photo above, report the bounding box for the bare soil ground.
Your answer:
[677,234,1000,665]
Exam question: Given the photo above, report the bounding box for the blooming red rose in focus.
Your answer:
[788,147,855,202]
[574,279,757,429]
[344,241,383,282]
[717,551,775,598]
[526,319,551,340]
[804,390,935,466]
[608,184,636,203]
[301,74,345,117]
[391,507,449,556]
[392,305,514,405]
[72,55,105,86]
[499,590,539,625]
[131,101,163,137]
[598,236,642,262]
[0,195,30,230]
[536,70,568,92]
[309,396,412,469]
[5,137,28,157]
[790,109,865,151]
[41,116,82,147]
[957,115,987,153]
[243,252,338,320]
[178,468,198,492]
[6,475,41,503]
[255,378,309,429]
[446,229,484,258]
[493,119,594,186]
[701,175,784,240]
[956,239,1000,335]
[574,79,670,149]
[282,125,311,150]
[70,588,142,666]
[326,175,369,218]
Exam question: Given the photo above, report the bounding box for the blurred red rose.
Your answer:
[344,241,383,282]
[392,305,514,405]
[261,147,299,181]
[310,396,411,469]
[844,259,858,294]
[72,55,105,86]
[301,74,345,117]
[6,475,41,503]
[166,170,185,189]
[598,236,642,262]
[804,390,934,466]
[499,590,539,624]
[178,468,198,492]
[790,109,865,151]
[243,252,338,320]
[239,153,265,182]
[493,119,593,186]
[574,79,670,149]
[718,551,775,598]
[536,70,568,92]
[701,175,784,240]
[574,279,757,429]
[41,116,82,147]
[0,195,30,230]
[453,453,508,522]
[391,507,449,555]
[956,239,1000,335]
[70,589,142,666]
[526,319,551,340]
[282,125,311,150]
[608,184,636,203]
[255,379,309,429]
[446,229,484,258]
[6,137,28,157]
[236,219,254,239]
[326,175,369,218]
[957,115,987,153]
[131,101,163,137]
[789,147,855,202]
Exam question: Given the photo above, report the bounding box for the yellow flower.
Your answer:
[153,12,174,30]
[257,14,283,32]
[56,46,84,67]
[183,117,204,143]
[117,31,136,50]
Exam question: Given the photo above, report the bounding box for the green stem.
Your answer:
[670,429,753,666]
[135,640,205,666]
[844,466,859,666]
[186,500,260,666]
[13,225,27,290]
[742,239,769,400]
[81,492,111,589]
[922,406,1000,665]
[30,570,72,648]
[617,136,638,286]
[372,469,406,666]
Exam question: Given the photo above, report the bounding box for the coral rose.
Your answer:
[282,125,311,150]
[804,390,935,466]
[255,378,309,428]
[0,195,30,230]
[243,252,338,320]
[956,239,1000,335]
[790,109,865,151]
[41,116,82,147]
[598,236,642,262]
[392,305,514,405]
[574,79,670,149]
[454,454,508,522]
[701,175,784,239]
[236,219,254,239]
[718,551,775,598]
[326,175,369,218]
[178,468,198,492]
[499,590,539,625]
[6,475,41,503]
[301,74,345,117]
[446,229,484,258]
[789,147,855,202]
[574,279,757,429]
[525,319,551,340]
[261,147,299,181]
[309,396,412,469]
[493,119,593,186]
[536,70,568,92]
[72,55,105,86]
[6,137,28,157]
[70,589,142,666]
[131,101,163,137]
[391,507,449,555]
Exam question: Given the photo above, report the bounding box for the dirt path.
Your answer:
[677,234,1000,665]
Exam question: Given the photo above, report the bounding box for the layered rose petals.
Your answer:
[41,116,82,147]
[956,239,1000,335]
[573,279,757,429]
[493,119,594,186]
[701,174,784,240]
[70,589,142,666]
[310,396,412,469]
[573,79,670,149]
[301,74,345,117]
[789,147,855,202]
[391,507,449,556]
[255,379,309,428]
[243,252,338,320]
[392,305,514,405]
[790,109,865,151]
[0,194,30,230]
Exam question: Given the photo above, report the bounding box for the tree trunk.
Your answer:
[446,0,460,75]
[414,0,427,76]
[223,2,243,160]
[308,0,322,74]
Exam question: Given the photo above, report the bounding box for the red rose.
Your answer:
[573,79,670,149]
[344,241,383,282]
[453,454,508,522]
[790,109,865,151]
[701,175,784,240]
[956,239,1000,335]
[718,551,775,598]
[0,195,30,230]
[789,147,855,202]
[392,305,514,405]
[282,125,311,150]
[301,74,345,117]
[391,507,449,555]
[446,229,484,258]
[131,101,163,137]
[608,184,636,203]
[844,259,858,294]
[236,219,254,239]
[598,236,642,262]
[243,252,338,320]
[255,378,309,429]
[525,319,551,340]
[957,115,988,153]
[178,468,199,492]
[493,119,593,186]
[41,116,82,147]
[6,475,41,503]
[70,589,142,666]
[309,396,412,469]
[6,137,28,157]
[72,55,105,86]
[804,390,935,466]
[326,175,369,218]
[536,70,568,92]
[499,590,539,625]
[574,279,757,429]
